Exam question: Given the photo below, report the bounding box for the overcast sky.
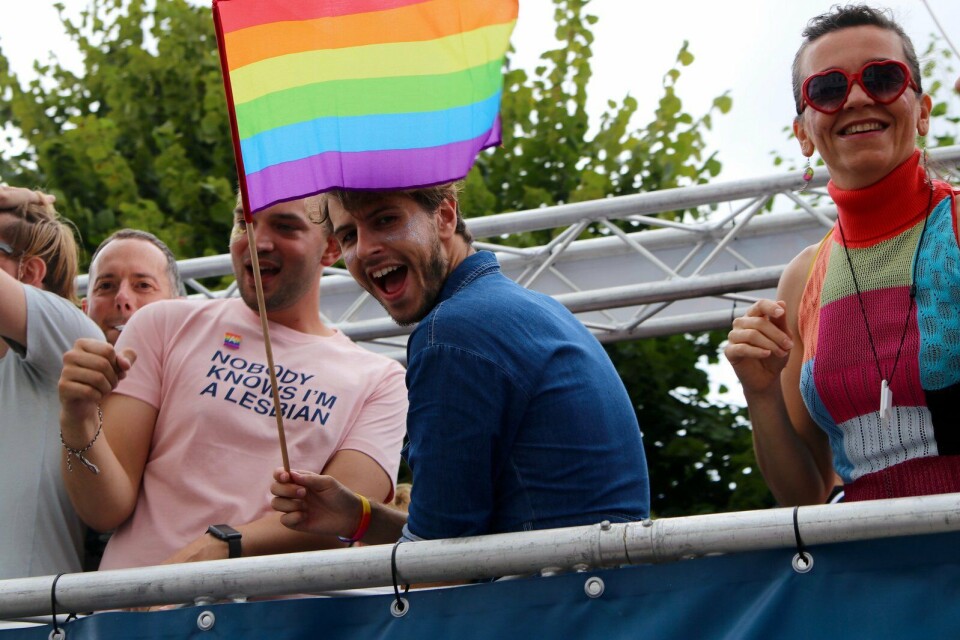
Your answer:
[2,1,958,404]
[511,1,960,180]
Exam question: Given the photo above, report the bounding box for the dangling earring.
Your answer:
[920,142,932,187]
[16,256,24,282]
[799,157,814,193]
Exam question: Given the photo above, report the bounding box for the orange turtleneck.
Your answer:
[827,149,954,249]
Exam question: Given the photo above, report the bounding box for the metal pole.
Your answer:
[554,265,784,313]
[2,493,959,618]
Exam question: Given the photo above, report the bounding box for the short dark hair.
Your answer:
[90,229,184,295]
[322,183,474,244]
[792,4,923,115]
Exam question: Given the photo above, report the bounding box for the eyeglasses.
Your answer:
[801,60,918,115]
[0,241,18,257]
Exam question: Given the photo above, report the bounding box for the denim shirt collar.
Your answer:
[436,250,500,305]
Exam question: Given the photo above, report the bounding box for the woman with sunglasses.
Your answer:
[0,185,103,578]
[725,4,958,506]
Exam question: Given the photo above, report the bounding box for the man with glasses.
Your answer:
[0,185,103,579]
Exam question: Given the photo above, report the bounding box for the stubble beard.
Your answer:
[237,266,304,314]
[388,237,447,327]
[240,283,296,313]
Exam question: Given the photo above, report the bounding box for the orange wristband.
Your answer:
[338,494,371,543]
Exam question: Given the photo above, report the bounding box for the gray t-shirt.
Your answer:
[0,285,103,578]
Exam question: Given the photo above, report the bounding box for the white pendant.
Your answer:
[880,379,893,429]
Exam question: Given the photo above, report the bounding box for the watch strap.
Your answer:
[207,524,242,559]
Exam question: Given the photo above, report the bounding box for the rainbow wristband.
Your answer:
[337,494,372,543]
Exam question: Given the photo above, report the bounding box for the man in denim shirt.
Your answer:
[272,184,650,544]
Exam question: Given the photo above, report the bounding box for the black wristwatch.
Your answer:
[207,524,242,559]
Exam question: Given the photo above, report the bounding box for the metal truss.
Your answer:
[77,145,960,360]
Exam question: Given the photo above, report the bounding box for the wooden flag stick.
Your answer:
[245,220,291,473]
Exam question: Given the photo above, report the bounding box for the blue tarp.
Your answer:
[4,531,958,639]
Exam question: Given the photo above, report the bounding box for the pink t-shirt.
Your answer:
[99,298,407,569]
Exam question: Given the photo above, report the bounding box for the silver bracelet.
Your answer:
[60,405,103,475]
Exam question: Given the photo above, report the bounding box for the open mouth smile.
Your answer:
[370,264,408,297]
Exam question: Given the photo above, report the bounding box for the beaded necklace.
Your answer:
[834,179,934,430]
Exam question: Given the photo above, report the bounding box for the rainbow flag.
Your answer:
[213,0,518,214]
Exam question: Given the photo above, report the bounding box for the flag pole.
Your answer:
[213,0,289,472]
[245,223,291,473]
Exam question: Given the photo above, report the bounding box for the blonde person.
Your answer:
[0,185,102,578]
[725,5,959,505]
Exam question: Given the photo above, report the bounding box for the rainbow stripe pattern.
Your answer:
[213,0,518,213]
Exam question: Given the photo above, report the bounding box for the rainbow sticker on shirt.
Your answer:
[224,333,242,349]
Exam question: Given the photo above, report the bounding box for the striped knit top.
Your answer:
[798,149,960,501]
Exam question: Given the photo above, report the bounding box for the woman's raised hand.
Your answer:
[724,299,795,396]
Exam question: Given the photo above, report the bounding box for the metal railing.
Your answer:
[2,492,959,617]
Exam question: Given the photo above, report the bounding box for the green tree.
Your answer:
[916,35,958,163]
[0,0,236,262]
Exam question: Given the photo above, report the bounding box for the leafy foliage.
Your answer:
[921,34,960,158]
[0,0,236,262]
[616,335,770,516]
[463,1,729,226]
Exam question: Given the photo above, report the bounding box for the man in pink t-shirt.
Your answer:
[58,197,407,568]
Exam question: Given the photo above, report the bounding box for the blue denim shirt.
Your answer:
[403,251,650,540]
